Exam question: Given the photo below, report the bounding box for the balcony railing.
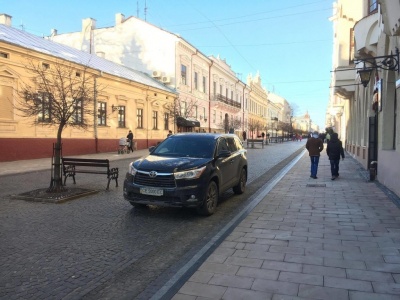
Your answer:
[212,94,241,109]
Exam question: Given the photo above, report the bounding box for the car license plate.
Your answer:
[140,188,163,196]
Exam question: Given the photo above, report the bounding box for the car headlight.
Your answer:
[128,162,138,176]
[174,166,206,180]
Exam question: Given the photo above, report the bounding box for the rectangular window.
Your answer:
[181,64,187,85]
[213,110,216,124]
[42,63,50,70]
[37,92,52,123]
[152,111,158,129]
[137,108,143,128]
[118,106,125,128]
[231,91,233,100]
[72,98,83,124]
[368,0,378,14]
[349,28,355,63]
[0,85,13,119]
[194,72,198,90]
[226,88,228,98]
[97,102,106,125]
[194,105,198,118]
[213,81,216,96]
[202,76,206,93]
[203,107,206,120]
[0,52,9,59]
[164,113,169,130]
[181,101,187,116]
[219,84,222,95]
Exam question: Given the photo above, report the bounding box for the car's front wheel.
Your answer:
[233,168,247,194]
[197,181,218,216]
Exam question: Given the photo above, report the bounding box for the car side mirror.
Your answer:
[217,150,231,158]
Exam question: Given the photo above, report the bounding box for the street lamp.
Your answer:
[356,48,400,87]
[271,117,278,143]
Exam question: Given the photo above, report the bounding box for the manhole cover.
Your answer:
[306,184,326,187]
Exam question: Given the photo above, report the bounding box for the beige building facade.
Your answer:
[329,0,400,197]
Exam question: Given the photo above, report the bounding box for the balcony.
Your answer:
[333,67,356,98]
[211,94,241,110]
[354,11,381,57]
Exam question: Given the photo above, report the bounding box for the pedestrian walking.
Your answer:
[306,131,324,179]
[127,130,134,153]
[326,132,345,180]
[242,131,247,141]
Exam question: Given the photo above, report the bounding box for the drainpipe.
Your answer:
[242,84,246,133]
[208,60,214,133]
[146,88,150,148]
[94,76,98,152]
[190,50,198,94]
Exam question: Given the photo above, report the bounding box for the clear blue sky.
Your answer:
[2,0,333,130]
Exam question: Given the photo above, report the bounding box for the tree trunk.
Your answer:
[47,125,65,193]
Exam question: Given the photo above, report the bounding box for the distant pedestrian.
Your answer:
[242,131,247,141]
[127,130,134,153]
[261,132,265,141]
[326,132,345,180]
[306,131,324,179]
[167,130,173,137]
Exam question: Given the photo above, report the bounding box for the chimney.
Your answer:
[0,14,12,26]
[115,13,125,25]
[82,17,96,32]
[51,29,58,37]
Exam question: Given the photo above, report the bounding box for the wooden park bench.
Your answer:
[246,139,264,148]
[62,157,119,190]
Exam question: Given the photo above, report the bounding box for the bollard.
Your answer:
[369,161,377,181]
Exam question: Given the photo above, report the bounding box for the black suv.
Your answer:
[123,133,248,215]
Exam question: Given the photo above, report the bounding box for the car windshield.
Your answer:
[152,135,216,158]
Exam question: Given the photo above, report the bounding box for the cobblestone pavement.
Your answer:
[172,147,400,300]
[0,140,306,299]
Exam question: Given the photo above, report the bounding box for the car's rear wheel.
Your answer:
[197,181,218,216]
[233,168,247,194]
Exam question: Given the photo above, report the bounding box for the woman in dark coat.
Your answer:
[127,130,134,153]
[326,133,345,180]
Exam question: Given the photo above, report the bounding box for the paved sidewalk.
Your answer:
[173,152,400,300]
[0,149,149,176]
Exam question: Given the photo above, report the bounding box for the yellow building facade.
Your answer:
[0,17,177,162]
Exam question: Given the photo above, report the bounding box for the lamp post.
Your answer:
[271,117,278,143]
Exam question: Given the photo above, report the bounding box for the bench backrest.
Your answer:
[62,158,110,168]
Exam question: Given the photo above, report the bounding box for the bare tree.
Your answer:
[216,117,243,134]
[163,97,198,132]
[15,59,98,192]
[247,119,263,138]
[164,97,198,119]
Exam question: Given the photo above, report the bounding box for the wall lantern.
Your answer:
[355,48,400,87]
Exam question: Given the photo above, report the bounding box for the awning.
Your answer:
[176,116,200,127]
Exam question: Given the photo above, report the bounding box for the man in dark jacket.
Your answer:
[306,131,324,179]
[326,132,345,180]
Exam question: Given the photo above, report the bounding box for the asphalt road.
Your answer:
[0,141,306,300]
